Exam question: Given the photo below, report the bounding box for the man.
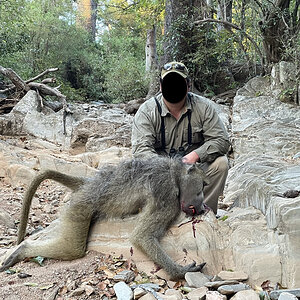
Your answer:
[131,61,230,214]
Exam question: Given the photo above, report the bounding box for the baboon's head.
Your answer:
[179,164,209,216]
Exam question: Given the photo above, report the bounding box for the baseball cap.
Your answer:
[161,62,189,79]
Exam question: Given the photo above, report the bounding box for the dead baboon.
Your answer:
[0,156,208,279]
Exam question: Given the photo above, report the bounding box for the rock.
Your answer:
[230,289,260,299]
[68,286,85,297]
[133,287,147,299]
[186,286,208,300]
[217,283,250,295]
[139,293,156,300]
[185,272,210,288]
[113,281,133,300]
[205,281,239,289]
[206,291,227,300]
[270,289,300,299]
[113,270,135,283]
[217,271,248,281]
[157,289,183,300]
[0,210,15,228]
[278,292,298,300]
[277,292,297,300]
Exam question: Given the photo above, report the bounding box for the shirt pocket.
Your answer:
[192,126,204,144]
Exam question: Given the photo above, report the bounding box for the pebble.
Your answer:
[230,289,260,299]
[278,292,298,300]
[206,291,227,300]
[185,272,211,288]
[217,271,249,281]
[205,280,239,289]
[114,281,133,300]
[139,293,157,300]
[186,286,208,300]
[133,287,147,299]
[113,270,135,283]
[270,289,300,299]
[217,283,250,295]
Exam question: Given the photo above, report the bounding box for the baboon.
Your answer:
[0,156,208,279]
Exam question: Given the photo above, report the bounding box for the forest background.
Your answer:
[0,0,299,104]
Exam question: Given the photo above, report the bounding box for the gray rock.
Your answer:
[186,286,208,300]
[185,272,210,288]
[278,292,298,300]
[217,283,250,295]
[217,271,248,281]
[206,291,227,300]
[205,280,239,289]
[270,289,300,299]
[0,210,15,228]
[230,290,260,299]
[113,270,135,283]
[113,281,133,300]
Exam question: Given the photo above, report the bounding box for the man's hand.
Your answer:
[182,151,200,164]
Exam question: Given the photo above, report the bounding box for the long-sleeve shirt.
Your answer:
[131,92,230,163]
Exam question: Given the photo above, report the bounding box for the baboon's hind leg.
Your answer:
[0,195,93,271]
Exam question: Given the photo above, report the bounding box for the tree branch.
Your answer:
[194,18,264,66]
[25,68,59,84]
[0,66,30,92]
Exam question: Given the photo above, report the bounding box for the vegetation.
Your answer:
[0,0,299,103]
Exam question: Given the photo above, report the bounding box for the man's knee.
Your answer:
[210,156,229,175]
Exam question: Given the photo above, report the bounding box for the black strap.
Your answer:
[154,96,193,152]
[154,97,166,150]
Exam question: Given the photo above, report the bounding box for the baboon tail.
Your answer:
[17,170,86,244]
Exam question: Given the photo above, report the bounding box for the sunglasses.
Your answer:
[163,63,187,73]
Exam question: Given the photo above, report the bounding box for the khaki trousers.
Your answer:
[201,156,229,214]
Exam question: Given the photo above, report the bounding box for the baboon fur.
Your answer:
[0,156,208,279]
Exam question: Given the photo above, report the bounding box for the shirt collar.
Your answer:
[158,93,192,117]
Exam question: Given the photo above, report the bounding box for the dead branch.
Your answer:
[0,66,30,92]
[0,66,70,134]
[26,68,59,84]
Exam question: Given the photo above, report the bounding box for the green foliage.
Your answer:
[99,29,149,103]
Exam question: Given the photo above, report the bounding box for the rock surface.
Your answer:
[0,63,299,299]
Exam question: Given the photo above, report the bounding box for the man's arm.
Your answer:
[131,105,159,158]
[190,100,230,163]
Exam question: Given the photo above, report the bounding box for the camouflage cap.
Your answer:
[161,62,189,79]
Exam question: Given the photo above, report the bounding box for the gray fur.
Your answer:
[0,156,207,279]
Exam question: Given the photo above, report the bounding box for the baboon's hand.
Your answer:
[170,261,206,280]
[183,261,206,273]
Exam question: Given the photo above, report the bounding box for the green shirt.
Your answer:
[131,92,230,163]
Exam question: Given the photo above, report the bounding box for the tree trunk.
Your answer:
[258,0,291,64]
[145,26,160,99]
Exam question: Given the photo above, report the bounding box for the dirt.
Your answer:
[0,179,151,300]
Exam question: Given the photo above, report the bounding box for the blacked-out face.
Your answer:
[179,165,209,216]
[161,72,188,103]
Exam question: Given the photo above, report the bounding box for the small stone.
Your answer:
[84,284,95,296]
[278,292,298,300]
[231,290,260,299]
[217,271,248,281]
[139,293,156,300]
[68,287,85,297]
[186,286,208,300]
[270,289,300,300]
[205,280,239,289]
[206,291,227,300]
[164,289,183,299]
[218,283,250,295]
[113,270,135,283]
[133,287,147,299]
[185,272,210,288]
[114,281,133,300]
